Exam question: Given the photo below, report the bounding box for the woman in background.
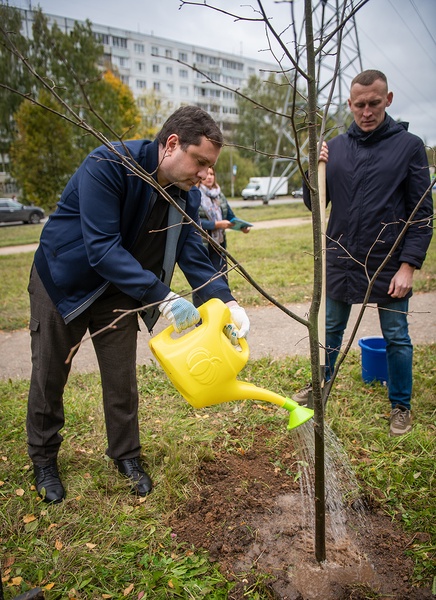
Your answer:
[198,166,250,276]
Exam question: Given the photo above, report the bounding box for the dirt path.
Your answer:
[1,216,434,380]
[1,291,435,380]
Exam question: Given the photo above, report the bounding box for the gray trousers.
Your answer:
[27,267,142,464]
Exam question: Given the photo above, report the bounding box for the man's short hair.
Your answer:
[156,105,223,150]
[351,69,388,89]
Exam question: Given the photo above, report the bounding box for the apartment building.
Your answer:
[19,8,276,134]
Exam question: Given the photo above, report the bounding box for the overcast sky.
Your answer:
[9,0,436,146]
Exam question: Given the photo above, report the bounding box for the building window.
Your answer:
[136,80,147,89]
[151,46,159,56]
[134,43,145,53]
[152,64,159,73]
[167,83,174,93]
[136,61,145,71]
[119,57,128,67]
[166,66,173,75]
[94,32,109,45]
[165,49,172,58]
[153,82,160,91]
[120,75,129,85]
[178,51,188,62]
[180,85,189,96]
[179,69,188,78]
[112,36,127,48]
[222,59,243,71]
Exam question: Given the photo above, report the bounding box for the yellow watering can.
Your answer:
[149,298,313,430]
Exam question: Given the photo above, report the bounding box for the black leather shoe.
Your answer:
[114,457,153,496]
[33,461,65,504]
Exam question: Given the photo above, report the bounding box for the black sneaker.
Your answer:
[33,460,65,504]
[114,457,153,496]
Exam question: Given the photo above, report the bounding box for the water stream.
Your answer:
[292,419,368,542]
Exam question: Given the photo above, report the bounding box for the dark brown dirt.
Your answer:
[168,425,433,600]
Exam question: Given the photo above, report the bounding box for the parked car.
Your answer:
[291,188,304,198]
[0,198,45,224]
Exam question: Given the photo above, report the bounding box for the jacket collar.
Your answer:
[348,114,409,144]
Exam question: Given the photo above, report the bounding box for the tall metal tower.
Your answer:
[267,0,363,198]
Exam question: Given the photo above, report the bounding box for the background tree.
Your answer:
[0,5,31,178]
[214,146,256,197]
[136,89,172,140]
[3,6,142,207]
[235,74,289,176]
[10,90,80,210]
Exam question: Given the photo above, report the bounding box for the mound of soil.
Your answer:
[169,426,433,600]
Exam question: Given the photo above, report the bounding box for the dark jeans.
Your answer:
[325,297,413,410]
[27,267,142,464]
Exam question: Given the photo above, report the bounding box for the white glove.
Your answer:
[158,292,200,333]
[225,302,250,344]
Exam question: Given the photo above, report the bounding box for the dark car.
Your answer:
[0,198,45,224]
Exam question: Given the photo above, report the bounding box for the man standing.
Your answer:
[27,105,250,503]
[296,70,433,436]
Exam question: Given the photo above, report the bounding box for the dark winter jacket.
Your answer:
[304,115,433,304]
[34,139,234,324]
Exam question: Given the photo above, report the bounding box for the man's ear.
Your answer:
[165,133,179,155]
[386,91,393,107]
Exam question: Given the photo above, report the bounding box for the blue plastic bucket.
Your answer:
[357,336,388,384]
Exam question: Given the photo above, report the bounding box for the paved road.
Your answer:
[1,214,434,380]
[1,292,435,381]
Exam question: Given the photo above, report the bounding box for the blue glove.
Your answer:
[159,292,200,333]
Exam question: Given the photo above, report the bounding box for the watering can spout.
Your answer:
[149,298,314,430]
[224,380,313,430]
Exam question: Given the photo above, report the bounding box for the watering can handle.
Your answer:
[153,298,249,357]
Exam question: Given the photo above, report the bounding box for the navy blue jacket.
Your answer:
[304,115,433,304]
[34,139,234,324]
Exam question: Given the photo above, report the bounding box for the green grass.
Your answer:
[0,253,34,330]
[0,348,435,597]
[1,216,435,331]
[0,201,435,596]
[0,223,44,247]
[0,202,306,249]
[230,200,310,221]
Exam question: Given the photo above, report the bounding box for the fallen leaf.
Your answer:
[123,583,134,596]
[55,539,63,550]
[48,523,58,531]
[15,488,25,497]
[11,576,23,585]
[2,557,14,569]
[85,543,97,549]
[23,514,37,524]
[44,583,55,591]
